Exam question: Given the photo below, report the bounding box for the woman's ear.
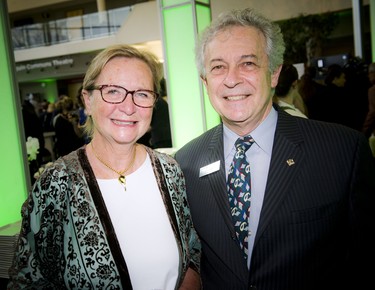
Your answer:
[81,90,92,116]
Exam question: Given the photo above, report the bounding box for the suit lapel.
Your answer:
[254,111,305,246]
[204,125,249,281]
[206,125,237,237]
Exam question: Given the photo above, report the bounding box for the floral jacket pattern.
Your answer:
[8,146,201,289]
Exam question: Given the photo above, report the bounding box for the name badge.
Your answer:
[199,160,220,177]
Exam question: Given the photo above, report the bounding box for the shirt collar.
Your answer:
[223,107,277,158]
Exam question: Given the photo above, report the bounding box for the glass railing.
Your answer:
[11,6,131,50]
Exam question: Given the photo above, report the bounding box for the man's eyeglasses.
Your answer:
[90,84,158,108]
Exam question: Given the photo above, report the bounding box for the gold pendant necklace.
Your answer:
[91,142,137,191]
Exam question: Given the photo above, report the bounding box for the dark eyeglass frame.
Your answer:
[89,84,159,108]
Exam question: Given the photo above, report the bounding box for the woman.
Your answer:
[274,63,308,118]
[8,45,201,289]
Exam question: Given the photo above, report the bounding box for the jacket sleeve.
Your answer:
[167,155,201,273]
[7,165,66,289]
[182,181,201,274]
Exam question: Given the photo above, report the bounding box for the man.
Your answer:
[175,8,375,290]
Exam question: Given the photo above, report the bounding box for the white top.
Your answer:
[98,154,179,290]
[277,100,308,118]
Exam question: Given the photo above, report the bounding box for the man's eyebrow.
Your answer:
[208,54,258,66]
[209,58,224,64]
[209,54,258,62]
[240,54,258,60]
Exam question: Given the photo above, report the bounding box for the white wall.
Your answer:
[9,0,369,19]
[211,0,369,21]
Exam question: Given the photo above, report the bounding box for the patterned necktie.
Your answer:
[227,136,254,260]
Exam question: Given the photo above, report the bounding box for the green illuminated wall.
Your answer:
[159,0,220,149]
[0,1,29,227]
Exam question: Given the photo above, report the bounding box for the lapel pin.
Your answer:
[286,159,295,166]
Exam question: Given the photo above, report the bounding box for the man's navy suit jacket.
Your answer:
[175,108,375,290]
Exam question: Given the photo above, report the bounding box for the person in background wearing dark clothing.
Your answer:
[175,8,375,290]
[39,101,55,132]
[22,99,45,154]
[138,78,173,149]
[343,57,369,131]
[320,63,350,126]
[22,99,47,179]
[53,95,84,157]
[150,78,172,148]
[362,62,375,138]
[298,66,326,119]
[363,62,375,158]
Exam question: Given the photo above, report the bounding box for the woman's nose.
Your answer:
[119,92,136,114]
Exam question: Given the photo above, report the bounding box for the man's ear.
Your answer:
[201,75,208,87]
[271,65,283,88]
